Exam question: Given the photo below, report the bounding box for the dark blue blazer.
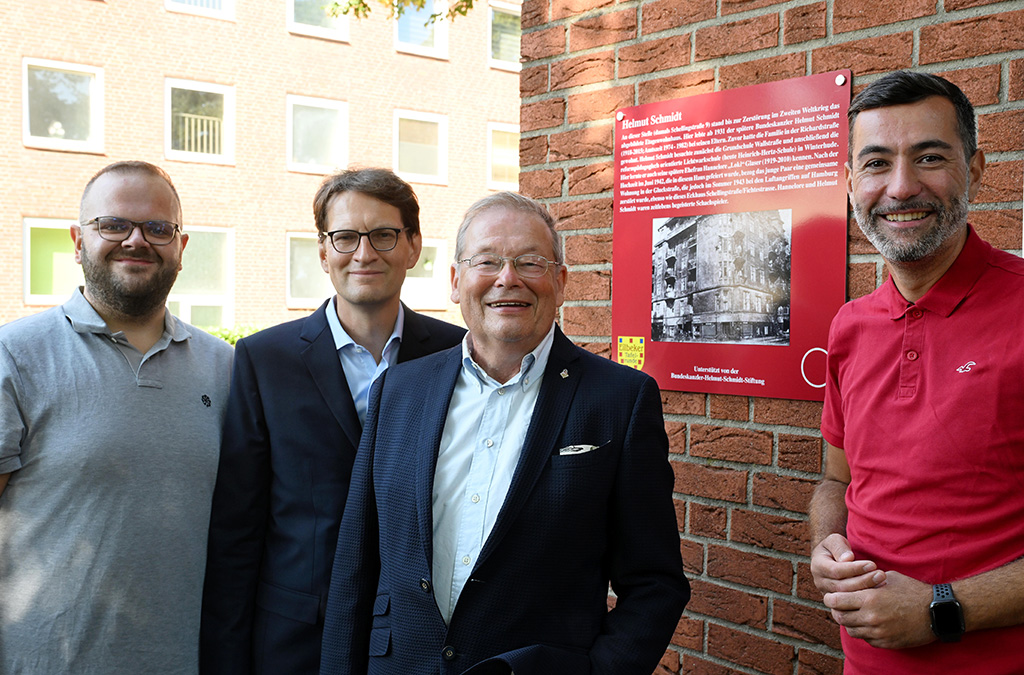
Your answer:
[320,327,689,675]
[200,300,465,675]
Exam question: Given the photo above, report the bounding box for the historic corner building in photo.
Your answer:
[0,0,523,328]
[651,210,791,346]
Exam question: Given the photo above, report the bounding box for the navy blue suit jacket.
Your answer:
[320,327,689,675]
[200,300,464,675]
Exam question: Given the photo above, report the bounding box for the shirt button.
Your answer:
[906,350,919,361]
[910,308,923,319]
[471,494,481,503]
[442,646,456,661]
[497,388,506,396]
[462,555,471,565]
[485,439,494,448]
[420,578,431,592]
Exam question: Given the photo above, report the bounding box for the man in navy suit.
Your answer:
[200,168,465,674]
[321,192,689,675]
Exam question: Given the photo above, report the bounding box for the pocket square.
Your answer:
[559,444,600,456]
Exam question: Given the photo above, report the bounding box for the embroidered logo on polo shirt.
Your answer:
[956,361,976,373]
[201,394,212,407]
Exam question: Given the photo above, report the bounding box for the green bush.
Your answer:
[205,325,262,345]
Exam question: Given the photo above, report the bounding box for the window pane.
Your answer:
[407,244,438,279]
[27,67,93,142]
[29,227,83,296]
[171,88,224,155]
[290,237,335,299]
[294,0,340,28]
[292,104,342,167]
[189,305,222,327]
[398,118,439,176]
[398,5,434,48]
[175,230,227,294]
[491,129,519,185]
[491,9,520,63]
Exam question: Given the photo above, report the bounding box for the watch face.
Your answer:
[932,600,965,638]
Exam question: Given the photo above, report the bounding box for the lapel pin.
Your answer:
[560,369,569,379]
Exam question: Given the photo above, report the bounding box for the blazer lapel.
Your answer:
[414,347,464,569]
[299,300,362,450]
[396,303,431,362]
[475,327,582,568]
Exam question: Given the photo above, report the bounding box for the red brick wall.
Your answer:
[520,1,1023,672]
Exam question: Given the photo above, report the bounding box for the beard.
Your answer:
[853,192,969,263]
[80,247,180,318]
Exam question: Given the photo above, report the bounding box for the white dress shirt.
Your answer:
[325,298,404,426]
[431,322,556,624]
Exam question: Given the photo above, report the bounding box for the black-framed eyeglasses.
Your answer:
[82,217,181,246]
[456,253,561,279]
[320,227,405,254]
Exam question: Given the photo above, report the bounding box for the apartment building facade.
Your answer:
[2,0,521,327]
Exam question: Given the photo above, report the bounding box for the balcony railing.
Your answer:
[173,112,222,155]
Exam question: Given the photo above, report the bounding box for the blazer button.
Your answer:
[420,578,431,592]
[442,645,456,661]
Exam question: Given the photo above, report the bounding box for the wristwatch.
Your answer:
[929,583,965,643]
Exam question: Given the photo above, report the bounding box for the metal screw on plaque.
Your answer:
[835,74,846,86]
[616,111,624,121]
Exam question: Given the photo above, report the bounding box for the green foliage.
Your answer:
[206,325,262,346]
[329,0,474,22]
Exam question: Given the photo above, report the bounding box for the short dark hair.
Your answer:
[80,160,182,223]
[455,192,562,263]
[312,168,420,235]
[848,70,977,162]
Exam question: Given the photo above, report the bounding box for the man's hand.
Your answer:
[810,533,885,595]
[823,570,935,650]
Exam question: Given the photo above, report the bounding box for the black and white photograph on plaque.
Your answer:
[651,209,792,345]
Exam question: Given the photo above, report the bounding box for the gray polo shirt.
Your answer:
[0,289,233,674]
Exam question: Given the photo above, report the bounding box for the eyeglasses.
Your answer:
[320,227,405,254]
[82,217,181,246]
[457,253,560,279]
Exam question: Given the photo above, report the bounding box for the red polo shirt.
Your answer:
[822,226,1024,674]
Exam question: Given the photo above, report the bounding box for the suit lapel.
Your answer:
[397,303,431,363]
[415,347,464,569]
[299,300,362,449]
[475,328,582,569]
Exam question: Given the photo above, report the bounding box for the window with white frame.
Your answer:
[165,78,235,164]
[167,226,233,327]
[287,95,348,174]
[165,0,234,20]
[23,218,84,305]
[23,58,103,153]
[288,0,348,41]
[488,123,519,189]
[395,0,447,59]
[401,238,450,310]
[489,2,521,71]
[287,232,335,309]
[394,110,447,184]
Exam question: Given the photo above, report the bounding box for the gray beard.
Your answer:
[853,193,969,263]
[81,249,179,318]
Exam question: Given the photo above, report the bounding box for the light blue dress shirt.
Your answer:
[325,298,404,426]
[431,322,557,624]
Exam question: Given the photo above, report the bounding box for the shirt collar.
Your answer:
[63,286,188,342]
[460,321,557,392]
[325,296,405,351]
[884,225,990,320]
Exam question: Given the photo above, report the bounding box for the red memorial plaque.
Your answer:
[611,70,851,401]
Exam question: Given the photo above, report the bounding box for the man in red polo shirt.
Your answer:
[810,70,1024,674]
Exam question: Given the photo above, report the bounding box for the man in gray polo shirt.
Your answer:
[0,160,233,674]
